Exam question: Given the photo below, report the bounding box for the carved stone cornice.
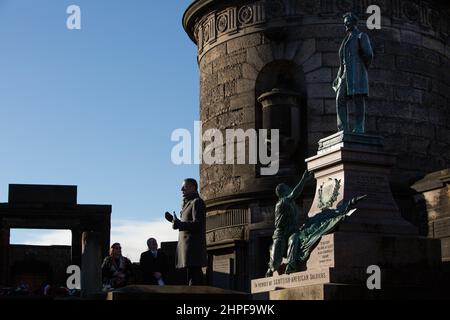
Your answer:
[183,0,450,59]
[183,0,226,42]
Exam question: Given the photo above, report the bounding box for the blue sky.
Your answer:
[0,0,199,259]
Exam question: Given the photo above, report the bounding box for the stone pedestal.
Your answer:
[254,282,446,300]
[71,229,82,267]
[251,232,442,299]
[251,132,443,299]
[306,132,417,235]
[81,232,102,297]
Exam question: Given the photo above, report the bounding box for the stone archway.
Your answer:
[0,184,111,297]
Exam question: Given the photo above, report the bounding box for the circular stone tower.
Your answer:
[183,0,450,291]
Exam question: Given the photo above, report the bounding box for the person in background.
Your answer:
[139,238,168,285]
[101,243,133,289]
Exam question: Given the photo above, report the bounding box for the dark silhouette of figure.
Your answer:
[333,12,374,133]
[165,178,207,286]
[101,243,133,289]
[266,170,313,277]
[139,238,168,285]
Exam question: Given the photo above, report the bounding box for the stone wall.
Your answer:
[412,169,450,262]
[9,245,71,289]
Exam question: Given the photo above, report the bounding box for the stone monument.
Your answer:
[252,130,444,299]
[251,10,444,298]
[183,0,450,292]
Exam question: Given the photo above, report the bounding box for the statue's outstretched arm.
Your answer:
[288,170,313,200]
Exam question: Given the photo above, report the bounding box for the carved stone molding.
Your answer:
[206,226,246,245]
[238,5,254,25]
[183,0,449,58]
[206,208,250,232]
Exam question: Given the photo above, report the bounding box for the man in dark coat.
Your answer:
[333,12,374,133]
[165,178,207,285]
[139,238,168,285]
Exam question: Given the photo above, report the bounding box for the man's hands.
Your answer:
[165,211,180,229]
[165,211,174,222]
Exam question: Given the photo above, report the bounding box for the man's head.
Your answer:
[343,12,359,32]
[181,178,198,197]
[147,238,158,251]
[276,183,292,198]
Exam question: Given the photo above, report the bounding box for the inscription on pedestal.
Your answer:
[307,234,335,269]
[251,268,330,293]
[317,239,334,265]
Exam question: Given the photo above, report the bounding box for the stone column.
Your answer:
[0,226,10,286]
[100,219,111,260]
[71,229,82,267]
[81,231,102,297]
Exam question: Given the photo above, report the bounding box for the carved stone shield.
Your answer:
[318,178,341,209]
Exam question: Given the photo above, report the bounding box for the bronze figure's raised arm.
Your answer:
[266,169,366,277]
[266,170,313,277]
